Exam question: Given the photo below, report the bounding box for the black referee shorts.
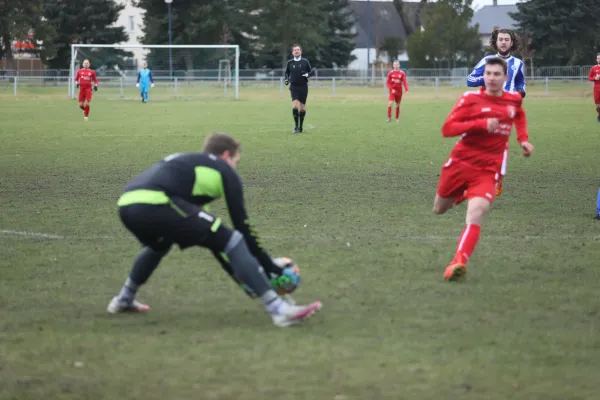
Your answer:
[290,84,308,105]
[119,196,233,253]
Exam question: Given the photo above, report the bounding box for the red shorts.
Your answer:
[594,88,600,104]
[436,158,498,203]
[388,91,402,103]
[78,87,92,102]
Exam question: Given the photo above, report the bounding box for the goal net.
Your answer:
[68,44,240,100]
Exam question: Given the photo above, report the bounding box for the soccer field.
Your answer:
[2,85,600,399]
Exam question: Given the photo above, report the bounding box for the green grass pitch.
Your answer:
[1,83,600,399]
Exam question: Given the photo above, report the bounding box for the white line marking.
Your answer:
[1,229,598,242]
[0,230,121,240]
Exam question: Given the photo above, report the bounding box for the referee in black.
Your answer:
[284,44,315,133]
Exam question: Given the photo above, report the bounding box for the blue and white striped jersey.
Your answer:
[467,54,526,91]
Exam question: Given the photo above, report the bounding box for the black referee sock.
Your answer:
[299,110,306,129]
[292,108,299,128]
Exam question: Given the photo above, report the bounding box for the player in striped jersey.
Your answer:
[466,28,525,198]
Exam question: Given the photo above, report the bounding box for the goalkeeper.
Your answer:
[136,62,154,103]
[107,132,322,327]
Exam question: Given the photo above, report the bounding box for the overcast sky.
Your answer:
[366,0,520,11]
[471,0,518,9]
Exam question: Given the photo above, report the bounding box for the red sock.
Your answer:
[387,106,392,118]
[79,104,85,110]
[395,107,400,119]
[84,105,90,117]
[453,224,481,264]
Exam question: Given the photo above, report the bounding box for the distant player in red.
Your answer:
[432,57,535,281]
[588,53,600,123]
[74,59,98,121]
[386,60,408,123]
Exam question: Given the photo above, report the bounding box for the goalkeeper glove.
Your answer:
[135,83,139,88]
[269,258,301,295]
[302,73,309,78]
[284,79,289,85]
[76,83,79,89]
[517,88,526,98]
[151,83,154,88]
[93,85,98,91]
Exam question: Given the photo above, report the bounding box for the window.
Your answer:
[129,16,135,31]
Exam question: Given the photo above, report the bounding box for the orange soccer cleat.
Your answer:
[495,177,504,197]
[443,262,467,281]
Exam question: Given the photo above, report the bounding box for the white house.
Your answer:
[113,0,146,67]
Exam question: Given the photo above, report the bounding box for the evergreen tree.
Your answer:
[0,0,55,68]
[510,0,600,65]
[313,0,357,68]
[406,0,481,68]
[136,0,257,71]
[43,0,130,69]
[252,0,328,68]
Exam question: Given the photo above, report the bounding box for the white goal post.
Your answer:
[69,44,240,100]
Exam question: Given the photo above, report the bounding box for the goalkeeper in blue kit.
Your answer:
[136,62,154,103]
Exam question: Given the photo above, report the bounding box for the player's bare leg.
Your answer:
[444,196,491,281]
[386,100,394,122]
[296,103,307,133]
[433,194,458,215]
[292,99,300,133]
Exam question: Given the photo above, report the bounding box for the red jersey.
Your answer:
[75,68,98,88]
[588,65,600,88]
[387,69,408,92]
[441,88,528,172]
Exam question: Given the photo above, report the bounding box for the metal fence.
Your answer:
[0,65,596,99]
[0,75,593,99]
[0,65,596,79]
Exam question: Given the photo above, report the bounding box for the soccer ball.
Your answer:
[270,257,301,295]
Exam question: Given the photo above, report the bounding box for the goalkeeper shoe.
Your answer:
[107,296,150,314]
[271,301,322,327]
[443,262,467,281]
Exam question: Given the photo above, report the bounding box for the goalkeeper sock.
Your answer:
[224,231,273,298]
[118,247,169,302]
[299,110,306,129]
[293,108,299,127]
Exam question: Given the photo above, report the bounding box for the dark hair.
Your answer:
[490,28,521,53]
[292,44,301,51]
[203,132,240,155]
[485,57,508,75]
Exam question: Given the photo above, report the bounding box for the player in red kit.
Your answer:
[386,60,408,123]
[432,57,535,281]
[74,59,98,121]
[588,53,600,123]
